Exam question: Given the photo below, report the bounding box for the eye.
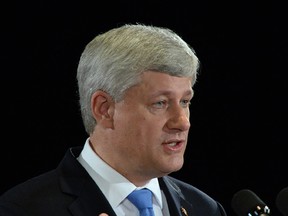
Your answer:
[180,99,191,108]
[152,100,168,109]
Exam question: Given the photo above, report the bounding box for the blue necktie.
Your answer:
[127,188,155,216]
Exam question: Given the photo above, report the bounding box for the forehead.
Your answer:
[122,71,193,102]
[140,71,192,88]
[139,71,193,94]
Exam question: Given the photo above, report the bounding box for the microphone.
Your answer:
[276,187,288,216]
[231,189,271,216]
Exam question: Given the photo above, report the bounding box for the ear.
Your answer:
[91,90,115,129]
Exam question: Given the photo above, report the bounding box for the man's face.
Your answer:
[110,71,193,183]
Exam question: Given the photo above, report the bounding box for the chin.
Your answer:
[164,162,184,174]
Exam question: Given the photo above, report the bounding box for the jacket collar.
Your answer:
[58,147,193,216]
[160,176,194,216]
[57,147,117,216]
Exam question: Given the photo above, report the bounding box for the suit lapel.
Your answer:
[57,147,117,216]
[160,176,194,216]
[57,147,195,216]
[68,179,117,216]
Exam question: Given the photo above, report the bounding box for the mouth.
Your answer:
[162,140,185,152]
[167,142,178,147]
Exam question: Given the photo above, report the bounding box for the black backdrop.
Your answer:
[2,1,287,215]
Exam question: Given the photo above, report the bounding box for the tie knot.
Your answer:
[127,188,155,216]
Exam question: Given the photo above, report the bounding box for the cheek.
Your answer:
[114,103,166,138]
[136,117,165,143]
[121,115,162,141]
[113,108,144,136]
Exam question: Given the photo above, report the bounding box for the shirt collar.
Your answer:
[78,138,163,208]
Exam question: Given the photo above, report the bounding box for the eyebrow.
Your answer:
[150,89,194,98]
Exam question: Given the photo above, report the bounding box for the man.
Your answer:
[0,23,227,216]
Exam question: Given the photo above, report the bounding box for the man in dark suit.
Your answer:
[0,24,227,216]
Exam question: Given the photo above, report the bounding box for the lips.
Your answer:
[162,139,185,152]
[163,139,184,145]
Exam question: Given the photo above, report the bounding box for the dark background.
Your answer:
[2,1,287,215]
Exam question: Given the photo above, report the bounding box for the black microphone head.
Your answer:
[276,187,288,216]
[231,189,270,216]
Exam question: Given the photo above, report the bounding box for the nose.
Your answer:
[165,106,190,132]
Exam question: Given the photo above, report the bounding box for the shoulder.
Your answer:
[0,170,62,215]
[0,146,86,215]
[1,170,58,201]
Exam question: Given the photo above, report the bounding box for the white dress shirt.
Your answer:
[77,138,170,216]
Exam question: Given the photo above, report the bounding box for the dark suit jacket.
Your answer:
[0,147,227,216]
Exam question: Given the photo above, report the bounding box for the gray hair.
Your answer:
[77,23,200,134]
